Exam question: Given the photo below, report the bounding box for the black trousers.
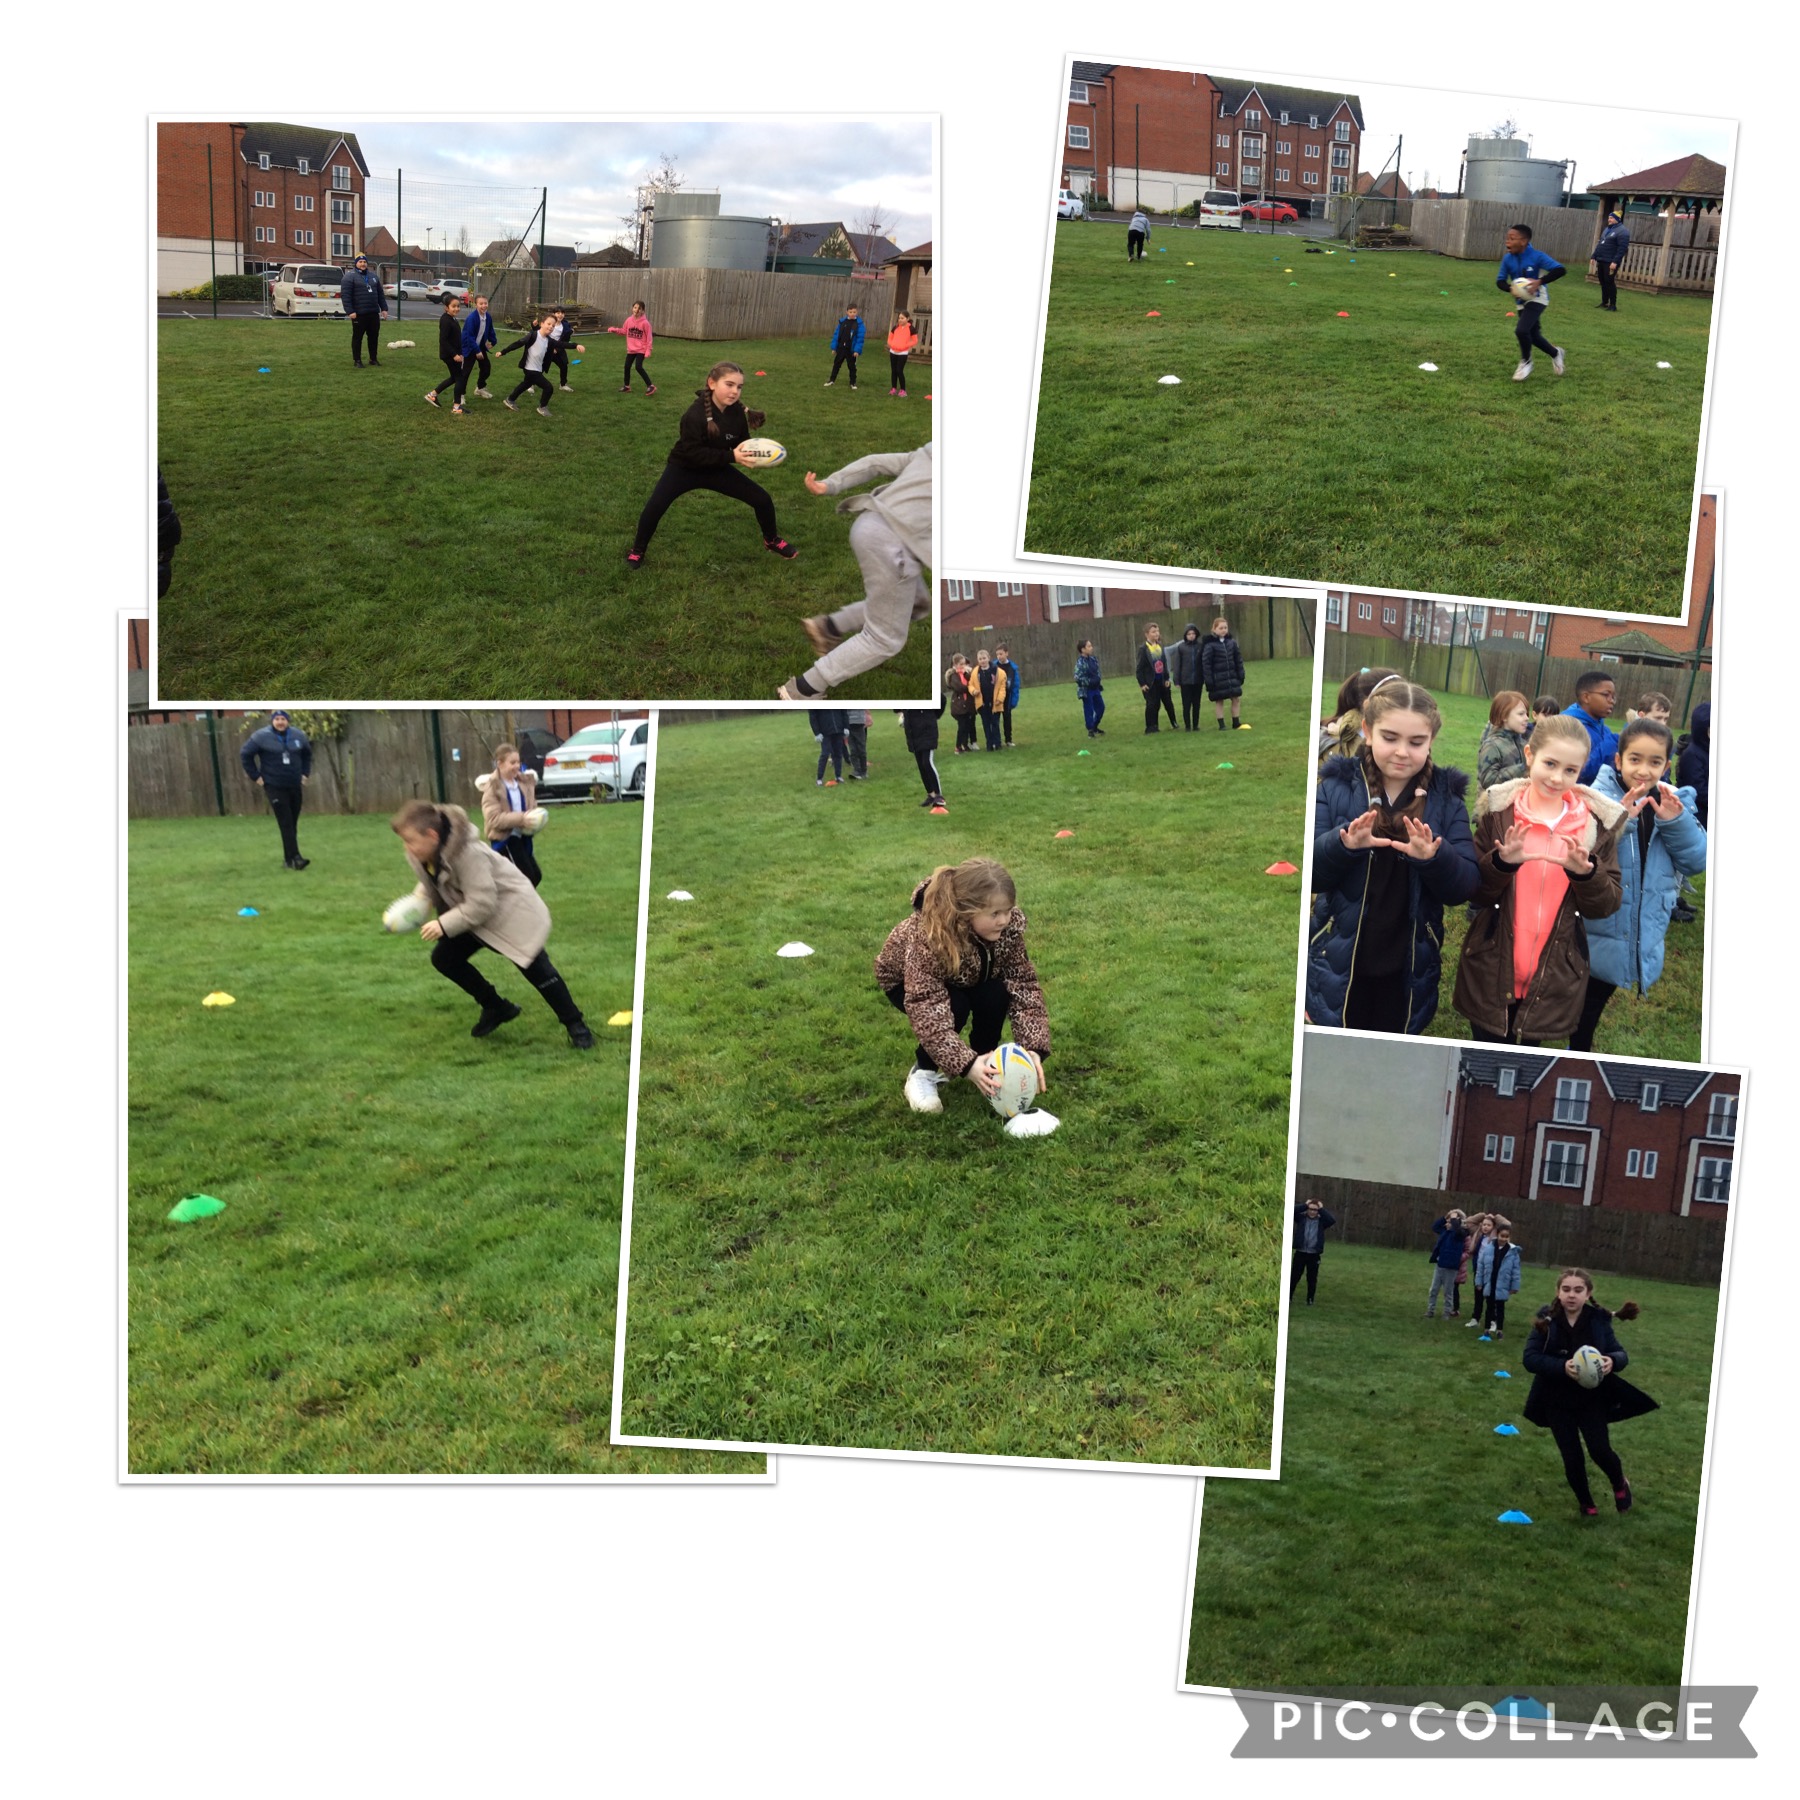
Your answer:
[623,351,651,388]
[885,976,1009,1072]
[980,709,1003,749]
[430,933,584,1028]
[1180,683,1203,729]
[1127,230,1146,259]
[1548,1414,1625,1509]
[913,746,940,798]
[954,711,977,751]
[1001,707,1015,744]
[1597,263,1618,307]
[1290,1251,1321,1301]
[634,460,777,549]
[1567,977,1617,1053]
[509,369,554,408]
[816,737,844,781]
[548,346,570,385]
[433,355,463,396]
[454,353,489,403]
[494,836,542,888]
[828,350,859,385]
[889,352,910,391]
[1144,686,1177,731]
[1514,300,1559,362]
[266,784,304,862]
[350,311,383,364]
[845,723,868,776]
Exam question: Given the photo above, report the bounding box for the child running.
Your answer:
[389,798,592,1049]
[626,362,796,569]
[1075,640,1106,738]
[456,294,499,410]
[607,301,655,394]
[873,858,1055,1138]
[1202,615,1247,729]
[1477,690,1532,789]
[1571,717,1706,1051]
[887,310,917,397]
[476,743,546,888]
[775,444,933,701]
[1307,679,1479,1033]
[1522,1269,1656,1518]
[1453,711,1624,1044]
[424,295,465,409]
[499,316,559,416]
[1496,222,1566,382]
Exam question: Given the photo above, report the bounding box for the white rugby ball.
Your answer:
[382,893,433,934]
[1571,1343,1606,1389]
[988,1043,1042,1120]
[739,437,787,469]
[1509,276,1544,304]
[520,807,548,835]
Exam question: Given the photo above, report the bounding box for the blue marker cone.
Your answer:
[1496,1510,1533,1525]
[1493,1424,1519,1436]
[257,366,270,373]
[1497,1694,1549,1717]
[237,907,260,917]
[1479,1334,1493,1342]
[1494,1369,1512,1379]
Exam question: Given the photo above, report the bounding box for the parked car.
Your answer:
[1056,189,1085,220]
[1197,190,1244,229]
[1240,198,1300,223]
[385,279,432,302]
[270,264,348,317]
[426,278,472,300]
[515,726,563,781]
[539,720,650,801]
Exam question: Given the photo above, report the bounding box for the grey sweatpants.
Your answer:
[1426,1265,1459,1316]
[801,512,929,693]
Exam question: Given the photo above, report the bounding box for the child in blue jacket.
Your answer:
[1470,1223,1524,1337]
[825,307,866,389]
[1570,718,1706,1050]
[1426,1210,1469,1321]
[453,294,500,412]
[1496,223,1566,382]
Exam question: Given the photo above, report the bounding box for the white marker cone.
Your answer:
[666,890,694,901]
[776,942,814,958]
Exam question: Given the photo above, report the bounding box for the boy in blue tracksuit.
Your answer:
[825,307,865,389]
[1496,223,1566,382]
[455,295,500,411]
[995,644,1022,746]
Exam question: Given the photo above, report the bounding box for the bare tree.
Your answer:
[855,202,895,244]
[1490,117,1520,139]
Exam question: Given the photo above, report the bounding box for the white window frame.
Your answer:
[1542,1141,1587,1188]
[294,229,314,247]
[1276,140,1292,155]
[1382,605,1397,625]
[1241,164,1261,186]
[1303,172,1319,187]
[1069,81,1088,104]
[1498,1067,1517,1096]
[998,582,1024,597]
[1241,134,1264,157]
[1336,120,1352,142]
[1325,595,1342,624]
[253,225,273,244]
[1331,145,1352,169]
[955,580,975,599]
[259,151,271,170]
[1217,161,1231,177]
[1483,1134,1499,1162]
[333,164,352,191]
[1305,144,1321,159]
[294,193,315,212]
[296,156,310,176]
[1068,124,1090,150]
[331,196,354,225]
[1356,600,1373,621]
[1626,1148,1641,1177]
[1501,1136,1516,1164]
[330,232,353,259]
[1642,1150,1659,1179]
[1707,1093,1738,1138]
[1329,175,1350,195]
[1051,584,1093,607]
[1217,132,1232,149]
[1639,1082,1661,1111]
[1275,167,1290,183]
[1553,1078,1591,1124]
[1695,1156,1731,1203]
[1245,108,1262,126]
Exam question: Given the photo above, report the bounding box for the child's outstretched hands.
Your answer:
[1497,819,1533,865]
[804,472,831,496]
[1339,808,1385,851]
[1544,835,1596,876]
[1397,815,1440,861]
[1650,783,1685,821]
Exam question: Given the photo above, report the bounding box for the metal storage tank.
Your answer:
[652,192,721,221]
[1465,133,1568,208]
[649,213,778,270]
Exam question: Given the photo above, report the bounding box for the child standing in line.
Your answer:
[995,643,1022,745]
[1496,222,1567,382]
[1202,615,1247,730]
[844,708,871,781]
[1171,625,1204,731]
[899,702,947,811]
[1532,696,1561,731]
[424,295,465,409]
[1453,712,1625,1045]
[1522,1269,1656,1519]
[1306,680,1480,1034]
[457,294,499,409]
[873,858,1054,1138]
[1075,640,1106,738]
[1136,625,1177,733]
[476,742,547,888]
[626,362,796,569]
[1571,718,1706,1051]
[607,301,655,394]
[776,444,933,702]
[1426,1209,1469,1321]
[825,305,865,389]
[390,798,593,1050]
[1290,1197,1337,1306]
[887,311,917,396]
[947,653,978,754]
[1317,667,1404,768]
[1470,1222,1523,1338]
[809,709,848,786]
[972,649,1007,751]
[499,316,560,416]
[1477,691,1532,790]
[1456,1212,1493,1321]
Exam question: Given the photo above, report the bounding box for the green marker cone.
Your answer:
[1217,761,1235,769]
[1077,749,1091,756]
[169,1194,227,1223]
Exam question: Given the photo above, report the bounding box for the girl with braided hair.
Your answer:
[625,361,797,569]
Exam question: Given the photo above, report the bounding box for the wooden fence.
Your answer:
[1293,1175,1725,1287]
[1618,240,1717,294]
[1406,198,1601,266]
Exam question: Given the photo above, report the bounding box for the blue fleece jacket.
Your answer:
[1584,764,1706,992]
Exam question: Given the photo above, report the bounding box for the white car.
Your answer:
[1056,189,1085,220]
[386,279,432,302]
[1198,189,1245,229]
[426,278,472,301]
[539,721,650,801]
[270,264,347,316]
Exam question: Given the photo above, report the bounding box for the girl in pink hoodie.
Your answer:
[608,300,656,393]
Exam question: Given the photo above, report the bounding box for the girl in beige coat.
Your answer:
[477,743,546,888]
[392,800,593,1048]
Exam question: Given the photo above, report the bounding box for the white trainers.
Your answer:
[1512,361,1532,382]
[904,1067,946,1114]
[1551,348,1566,376]
[1004,1108,1060,1139]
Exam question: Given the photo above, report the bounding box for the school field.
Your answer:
[1316,683,1706,1061]
[1025,223,1711,613]
[615,663,1314,1466]
[154,319,932,701]
[1186,1241,1718,1699]
[127,805,760,1476]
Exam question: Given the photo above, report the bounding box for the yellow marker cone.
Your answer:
[606,1011,633,1027]
[201,992,236,1007]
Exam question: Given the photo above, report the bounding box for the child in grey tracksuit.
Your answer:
[780,443,933,701]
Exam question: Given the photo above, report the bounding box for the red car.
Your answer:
[1239,199,1300,223]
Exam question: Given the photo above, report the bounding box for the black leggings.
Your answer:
[430,933,584,1028]
[1127,230,1146,260]
[1567,977,1617,1053]
[1514,300,1559,362]
[633,460,777,550]
[494,836,542,888]
[828,350,859,385]
[885,976,1009,1073]
[1548,1414,1625,1509]
[548,346,569,385]
[955,711,977,751]
[913,747,940,798]
[1180,683,1203,729]
[454,352,489,402]
[889,352,909,391]
[623,351,651,389]
[433,356,462,396]
[509,369,554,408]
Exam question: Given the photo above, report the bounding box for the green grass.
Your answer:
[1318,683,1705,1060]
[1187,1242,1716,1699]
[1026,225,1710,613]
[616,667,1315,1465]
[155,319,932,701]
[128,807,761,1476]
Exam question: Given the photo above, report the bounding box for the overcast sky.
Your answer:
[1205,66,1734,197]
[307,118,933,252]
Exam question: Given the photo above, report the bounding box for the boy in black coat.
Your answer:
[1289,1197,1336,1304]
[900,701,947,810]
[425,296,466,409]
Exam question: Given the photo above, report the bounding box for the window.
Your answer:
[1626,1148,1640,1177]
[294,193,315,212]
[1309,114,1321,128]
[1306,144,1321,159]
[1532,631,1545,648]
[1303,171,1319,186]
[1275,168,1290,183]
[296,156,310,175]
[1325,595,1342,624]
[1498,1067,1516,1097]
[293,229,313,247]
[1052,585,1093,607]
[253,225,273,244]
[1707,1093,1738,1138]
[1483,1134,1499,1162]
[252,189,271,208]
[1336,121,1352,142]
[1245,108,1262,126]
[1512,629,1528,641]
[1241,165,1260,185]
[331,232,353,259]
[1217,132,1232,149]
[1329,175,1350,195]
[1543,1141,1587,1188]
[1644,1150,1659,1177]
[1331,146,1352,169]
[1382,605,1397,625]
[258,151,270,170]
[1695,1156,1732,1203]
[1241,134,1263,156]
[1070,81,1088,103]
[956,580,975,599]
[1217,161,1231,177]
[998,582,1024,597]
[332,164,352,191]
[331,197,354,224]
[1639,1083,1661,1112]
[1068,124,1090,150]
[1553,1078,1591,1124]
[1356,600,1373,620]
[1501,1137,1516,1164]
[1276,140,1292,155]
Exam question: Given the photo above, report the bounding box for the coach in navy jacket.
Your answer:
[240,710,314,869]
[339,255,388,367]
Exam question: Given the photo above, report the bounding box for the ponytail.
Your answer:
[917,858,1017,975]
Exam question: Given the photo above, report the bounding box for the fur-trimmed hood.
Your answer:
[1471,776,1626,846]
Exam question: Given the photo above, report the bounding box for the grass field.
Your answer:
[155,319,932,702]
[615,664,1315,1466]
[1186,1242,1717,1700]
[1315,684,1706,1061]
[1025,223,1710,613]
[128,806,761,1476]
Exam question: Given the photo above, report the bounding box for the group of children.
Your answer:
[944,645,1023,753]
[424,293,584,416]
[1307,666,1708,1048]
[822,304,921,397]
[1427,1208,1523,1332]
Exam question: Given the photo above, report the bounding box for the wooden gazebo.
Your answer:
[1586,154,1725,296]
[888,241,933,357]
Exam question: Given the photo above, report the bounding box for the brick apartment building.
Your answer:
[156,122,371,292]
[1065,64,1363,215]
[941,579,1271,631]
[1448,1052,1736,1219]
[1325,592,1549,647]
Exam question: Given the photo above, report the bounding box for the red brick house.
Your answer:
[941,579,1275,630]
[1324,592,1548,647]
[1065,64,1362,215]
[157,121,371,292]
[1448,1052,1736,1219]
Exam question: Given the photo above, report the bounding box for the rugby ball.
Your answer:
[1509,276,1544,304]
[738,437,787,469]
[1571,1343,1607,1389]
[382,892,433,934]
[987,1043,1042,1120]
[520,807,548,835]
